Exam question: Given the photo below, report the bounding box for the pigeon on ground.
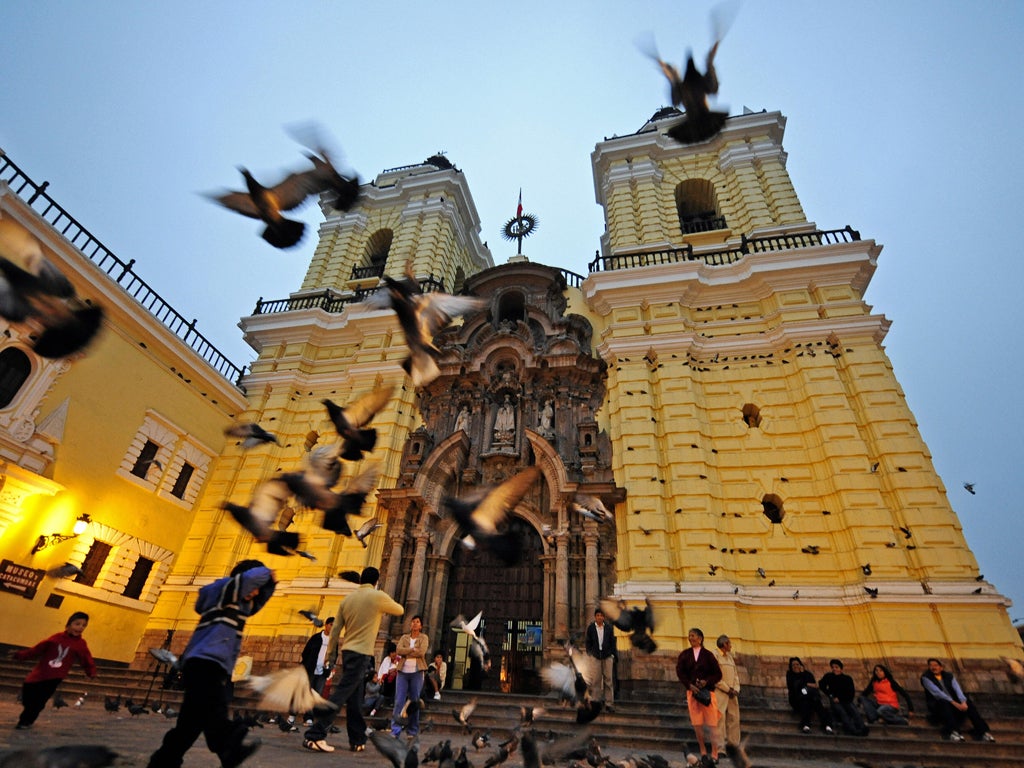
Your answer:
[321,384,394,461]
[369,730,419,768]
[103,695,121,713]
[362,260,486,387]
[127,701,148,716]
[445,466,541,566]
[208,165,322,249]
[224,422,279,449]
[52,693,68,709]
[471,731,490,751]
[0,746,118,768]
[0,215,104,358]
[247,665,337,715]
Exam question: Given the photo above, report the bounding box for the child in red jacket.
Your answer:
[13,611,97,729]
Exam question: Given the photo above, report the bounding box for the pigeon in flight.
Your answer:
[285,122,362,213]
[354,518,383,548]
[963,482,976,495]
[362,260,485,387]
[224,422,279,450]
[451,611,490,667]
[208,164,323,249]
[148,647,180,669]
[45,563,82,579]
[444,466,541,565]
[571,494,613,524]
[451,697,478,732]
[0,214,105,359]
[247,666,337,715]
[541,643,602,724]
[222,474,304,555]
[318,462,382,536]
[598,597,657,653]
[321,384,394,461]
[298,609,323,628]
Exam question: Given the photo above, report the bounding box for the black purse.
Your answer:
[694,687,712,706]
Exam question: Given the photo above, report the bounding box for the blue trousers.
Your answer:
[390,670,424,736]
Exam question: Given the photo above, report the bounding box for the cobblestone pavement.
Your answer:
[0,698,859,768]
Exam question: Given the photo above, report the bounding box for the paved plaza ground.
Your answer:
[0,697,882,768]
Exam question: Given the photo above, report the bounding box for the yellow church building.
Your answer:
[1,106,1020,698]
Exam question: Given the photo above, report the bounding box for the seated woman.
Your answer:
[859,664,913,725]
[786,657,834,734]
[423,652,447,701]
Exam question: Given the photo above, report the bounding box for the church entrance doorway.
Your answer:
[442,517,544,694]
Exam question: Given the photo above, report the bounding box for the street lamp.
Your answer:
[30,513,92,555]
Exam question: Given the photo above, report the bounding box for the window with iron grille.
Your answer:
[169,462,194,499]
[74,541,112,587]
[0,348,32,409]
[122,556,154,599]
[131,440,160,479]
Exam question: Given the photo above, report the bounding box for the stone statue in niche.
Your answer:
[493,394,516,444]
[454,405,470,433]
[539,399,554,436]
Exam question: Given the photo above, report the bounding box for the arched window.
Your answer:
[0,347,32,409]
[352,229,393,280]
[675,180,726,235]
[496,290,526,328]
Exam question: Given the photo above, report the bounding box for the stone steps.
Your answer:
[2,661,1022,766]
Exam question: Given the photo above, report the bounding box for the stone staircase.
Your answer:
[2,659,1022,767]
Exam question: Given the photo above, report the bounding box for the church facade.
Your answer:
[2,106,1019,697]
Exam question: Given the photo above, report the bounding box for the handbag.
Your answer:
[694,687,712,706]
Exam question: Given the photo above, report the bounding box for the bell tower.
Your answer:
[586,108,1020,693]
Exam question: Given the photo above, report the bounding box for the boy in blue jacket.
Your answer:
[147,560,276,768]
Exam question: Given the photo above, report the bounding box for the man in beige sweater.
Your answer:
[303,567,403,754]
[714,634,741,750]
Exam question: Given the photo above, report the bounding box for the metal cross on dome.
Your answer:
[501,189,538,256]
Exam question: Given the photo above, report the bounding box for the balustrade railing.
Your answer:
[0,150,244,384]
[588,226,861,274]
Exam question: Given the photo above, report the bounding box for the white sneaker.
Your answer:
[981,732,996,742]
[949,730,964,742]
[802,726,811,733]
[433,693,441,701]
[304,719,313,726]
[825,726,834,734]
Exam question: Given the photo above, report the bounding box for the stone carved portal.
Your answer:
[376,263,623,693]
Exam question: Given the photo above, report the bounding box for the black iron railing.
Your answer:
[350,263,386,281]
[252,275,448,316]
[0,150,245,384]
[681,214,727,235]
[587,226,861,274]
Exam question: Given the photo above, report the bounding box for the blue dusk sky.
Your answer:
[3,2,1023,625]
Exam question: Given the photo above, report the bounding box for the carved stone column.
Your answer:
[555,533,570,641]
[382,530,406,599]
[404,532,432,618]
[583,521,600,612]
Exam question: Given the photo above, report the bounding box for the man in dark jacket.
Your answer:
[584,608,617,711]
[819,659,868,736]
[301,617,334,695]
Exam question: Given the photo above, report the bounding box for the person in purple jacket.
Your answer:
[147,560,276,768]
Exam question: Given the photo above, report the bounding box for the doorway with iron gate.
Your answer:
[442,516,545,695]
